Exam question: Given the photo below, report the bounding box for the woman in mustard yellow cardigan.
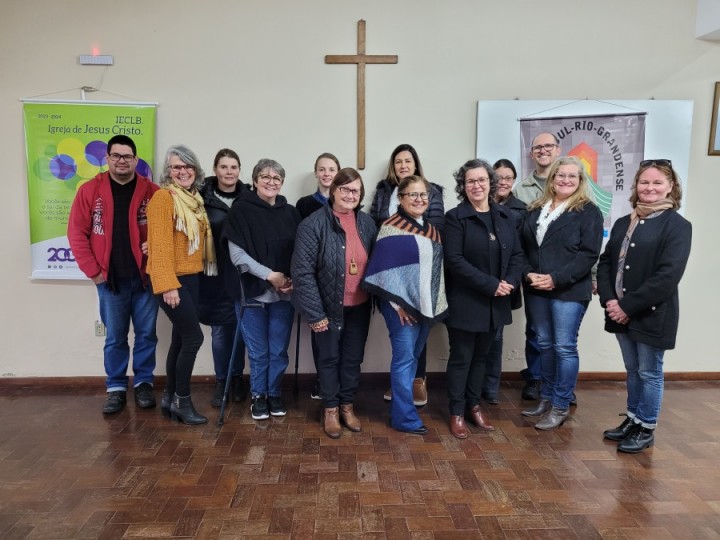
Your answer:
[147,145,216,424]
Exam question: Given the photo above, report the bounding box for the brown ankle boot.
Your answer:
[412,377,428,406]
[467,404,494,431]
[323,407,342,439]
[339,404,361,432]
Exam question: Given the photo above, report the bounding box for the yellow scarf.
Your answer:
[166,183,217,276]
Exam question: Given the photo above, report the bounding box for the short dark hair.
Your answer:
[493,158,517,179]
[328,168,364,207]
[385,144,425,185]
[453,159,496,202]
[107,135,136,156]
[213,148,241,169]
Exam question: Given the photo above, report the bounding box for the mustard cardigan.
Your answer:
[147,189,206,294]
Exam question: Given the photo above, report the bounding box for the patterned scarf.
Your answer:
[535,200,567,245]
[614,198,674,298]
[166,183,217,276]
[362,212,448,323]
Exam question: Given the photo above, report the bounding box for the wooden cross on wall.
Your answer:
[325,20,398,170]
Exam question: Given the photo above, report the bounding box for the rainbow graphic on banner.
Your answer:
[568,142,612,219]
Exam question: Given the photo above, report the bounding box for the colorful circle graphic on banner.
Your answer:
[49,154,77,180]
[85,140,107,166]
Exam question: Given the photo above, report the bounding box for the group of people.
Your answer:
[68,133,691,454]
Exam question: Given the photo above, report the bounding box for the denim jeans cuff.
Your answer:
[107,386,127,393]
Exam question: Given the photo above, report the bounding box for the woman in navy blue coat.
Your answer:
[443,159,524,439]
[597,159,691,453]
[520,156,603,430]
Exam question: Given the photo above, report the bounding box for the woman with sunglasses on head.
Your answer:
[223,159,301,421]
[443,159,524,438]
[363,175,448,435]
[370,144,444,407]
[292,168,377,438]
[147,145,216,425]
[480,159,528,405]
[597,159,691,453]
[197,149,249,408]
[520,156,603,430]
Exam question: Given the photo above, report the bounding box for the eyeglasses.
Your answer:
[259,174,283,184]
[465,178,489,187]
[497,175,515,182]
[399,191,429,200]
[338,186,361,197]
[531,143,559,153]
[108,153,135,162]
[170,164,194,173]
[640,159,672,168]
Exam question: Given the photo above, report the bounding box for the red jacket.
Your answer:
[67,171,159,283]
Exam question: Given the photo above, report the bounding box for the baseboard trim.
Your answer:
[1,371,719,388]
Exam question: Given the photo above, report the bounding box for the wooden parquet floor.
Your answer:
[1,379,719,539]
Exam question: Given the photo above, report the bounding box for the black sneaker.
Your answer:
[521,380,540,401]
[310,383,321,400]
[211,380,225,408]
[268,396,287,417]
[231,376,246,402]
[251,395,270,420]
[103,391,127,414]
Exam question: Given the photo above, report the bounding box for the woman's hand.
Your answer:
[309,318,329,333]
[278,277,293,294]
[141,241,149,256]
[605,299,629,325]
[495,280,514,296]
[267,271,288,290]
[163,289,180,309]
[396,306,417,326]
[528,273,554,291]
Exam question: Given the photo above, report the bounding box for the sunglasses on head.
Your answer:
[640,159,672,168]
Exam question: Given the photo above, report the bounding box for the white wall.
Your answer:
[1,0,718,378]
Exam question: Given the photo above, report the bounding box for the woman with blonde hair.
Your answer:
[519,156,603,430]
[147,145,216,425]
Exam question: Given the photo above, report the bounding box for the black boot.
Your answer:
[170,393,208,425]
[618,425,654,453]
[211,380,225,408]
[603,414,635,441]
[160,390,171,418]
[231,376,246,402]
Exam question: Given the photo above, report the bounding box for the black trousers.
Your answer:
[446,326,495,416]
[315,302,371,408]
[157,274,204,397]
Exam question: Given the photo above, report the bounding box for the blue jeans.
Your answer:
[211,323,245,381]
[616,334,665,428]
[97,276,158,392]
[379,300,429,432]
[482,326,504,398]
[238,300,294,398]
[525,294,588,410]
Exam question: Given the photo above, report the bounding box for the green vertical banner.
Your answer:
[23,101,156,279]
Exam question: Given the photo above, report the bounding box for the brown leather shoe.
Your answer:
[467,404,495,431]
[413,377,428,406]
[449,415,469,439]
[323,407,342,439]
[339,404,361,432]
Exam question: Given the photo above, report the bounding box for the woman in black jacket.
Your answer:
[597,159,691,453]
[292,168,376,438]
[370,143,444,406]
[444,159,524,439]
[520,156,603,430]
[198,149,248,407]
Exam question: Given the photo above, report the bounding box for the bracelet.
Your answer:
[309,318,329,331]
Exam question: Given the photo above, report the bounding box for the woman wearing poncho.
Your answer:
[363,175,448,434]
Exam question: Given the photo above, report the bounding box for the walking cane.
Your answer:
[293,313,301,396]
[218,269,261,427]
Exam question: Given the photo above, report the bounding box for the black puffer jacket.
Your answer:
[291,205,377,330]
[197,177,249,325]
[370,179,445,233]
